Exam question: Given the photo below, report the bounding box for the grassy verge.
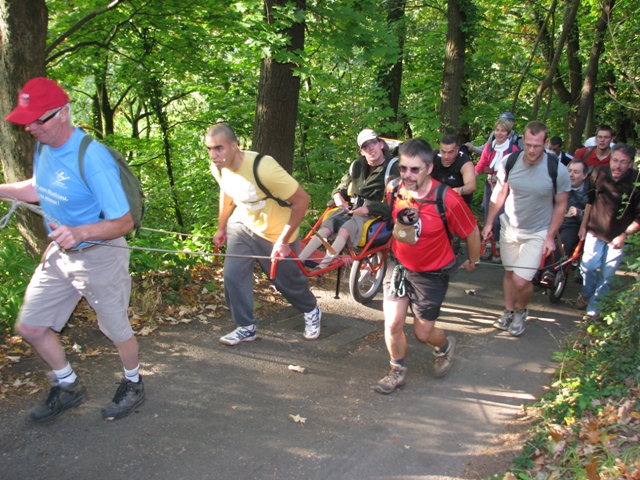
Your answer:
[490,244,640,479]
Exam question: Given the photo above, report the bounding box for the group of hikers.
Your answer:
[1,77,639,424]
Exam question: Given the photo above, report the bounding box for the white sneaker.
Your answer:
[303,306,322,340]
[219,325,257,345]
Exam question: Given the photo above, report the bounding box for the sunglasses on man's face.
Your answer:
[399,165,426,175]
[32,107,63,126]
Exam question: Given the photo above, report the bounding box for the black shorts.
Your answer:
[383,260,450,321]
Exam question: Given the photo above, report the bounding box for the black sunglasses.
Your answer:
[33,107,63,126]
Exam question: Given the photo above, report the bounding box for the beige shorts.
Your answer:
[17,237,133,343]
[499,216,547,281]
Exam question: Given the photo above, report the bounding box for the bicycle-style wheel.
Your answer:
[548,269,568,304]
[349,251,387,304]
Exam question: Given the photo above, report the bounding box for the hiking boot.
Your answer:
[575,294,589,310]
[219,325,257,345]
[303,306,322,340]
[508,309,528,337]
[493,310,514,330]
[433,336,456,378]
[29,379,86,423]
[101,377,145,420]
[375,365,407,394]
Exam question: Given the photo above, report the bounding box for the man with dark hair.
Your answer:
[576,143,640,320]
[432,134,477,207]
[483,121,570,337]
[573,126,616,168]
[548,136,573,166]
[0,77,145,422]
[375,138,481,394]
[205,124,322,344]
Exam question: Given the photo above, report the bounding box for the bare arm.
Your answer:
[213,191,235,248]
[482,178,509,239]
[543,191,569,256]
[455,162,477,197]
[272,186,310,259]
[461,224,481,271]
[0,179,39,203]
[611,220,640,249]
[48,212,134,250]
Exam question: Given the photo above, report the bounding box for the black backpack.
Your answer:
[504,151,559,193]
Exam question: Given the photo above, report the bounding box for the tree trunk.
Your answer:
[439,0,466,134]
[0,0,49,257]
[252,0,305,173]
[568,0,615,153]
[377,0,406,138]
[146,76,184,229]
[531,0,580,118]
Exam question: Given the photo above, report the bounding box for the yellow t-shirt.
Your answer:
[210,151,300,243]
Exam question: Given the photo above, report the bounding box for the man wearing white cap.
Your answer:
[298,128,399,269]
[0,77,145,422]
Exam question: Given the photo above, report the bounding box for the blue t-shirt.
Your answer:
[34,128,130,240]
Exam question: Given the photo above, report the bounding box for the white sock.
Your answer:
[318,236,348,268]
[124,364,141,383]
[298,236,324,261]
[53,362,77,386]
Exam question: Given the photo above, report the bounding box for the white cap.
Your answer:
[357,129,378,149]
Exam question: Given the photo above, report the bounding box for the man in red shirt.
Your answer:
[573,125,616,168]
[375,138,481,394]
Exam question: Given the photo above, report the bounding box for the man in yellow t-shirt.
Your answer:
[206,124,321,345]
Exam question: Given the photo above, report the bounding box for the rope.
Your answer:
[1,194,573,269]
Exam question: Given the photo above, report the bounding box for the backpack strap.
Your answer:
[384,157,398,187]
[252,153,291,208]
[78,135,94,186]
[503,150,559,195]
[435,182,453,245]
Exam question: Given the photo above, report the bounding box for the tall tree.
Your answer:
[569,0,616,153]
[377,0,406,138]
[252,0,306,173]
[439,0,470,133]
[0,0,49,256]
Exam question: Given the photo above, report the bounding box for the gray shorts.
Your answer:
[17,237,133,343]
[321,212,371,246]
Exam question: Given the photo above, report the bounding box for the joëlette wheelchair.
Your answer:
[290,206,393,304]
[532,234,584,304]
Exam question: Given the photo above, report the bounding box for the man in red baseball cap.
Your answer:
[5,77,70,125]
[1,77,145,423]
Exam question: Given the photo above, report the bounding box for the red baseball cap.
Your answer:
[5,77,70,125]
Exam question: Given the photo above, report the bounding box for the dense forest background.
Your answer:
[1,0,639,319]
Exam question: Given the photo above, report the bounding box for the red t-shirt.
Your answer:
[574,147,610,168]
[391,179,477,272]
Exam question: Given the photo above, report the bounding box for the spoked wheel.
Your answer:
[548,269,568,304]
[349,251,387,304]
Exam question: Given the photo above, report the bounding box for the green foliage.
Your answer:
[502,240,640,478]
[0,228,38,331]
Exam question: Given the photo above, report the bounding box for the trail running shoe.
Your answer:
[219,325,257,346]
[303,306,322,340]
[101,377,145,420]
[493,310,514,330]
[29,379,86,423]
[508,309,528,337]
